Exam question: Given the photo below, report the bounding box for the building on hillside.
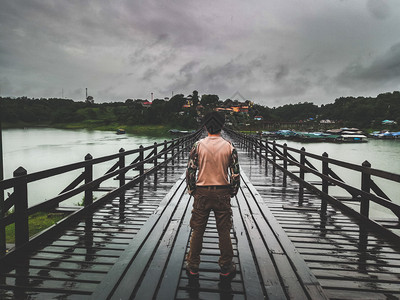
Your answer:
[240,106,249,113]
[382,120,397,125]
[215,107,233,113]
[142,101,152,108]
[320,119,336,124]
[181,95,195,109]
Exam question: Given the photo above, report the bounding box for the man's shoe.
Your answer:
[220,262,236,279]
[185,264,199,278]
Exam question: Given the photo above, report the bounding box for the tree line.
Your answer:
[1,91,399,130]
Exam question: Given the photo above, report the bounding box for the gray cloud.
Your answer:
[337,42,400,87]
[275,65,290,82]
[1,0,400,105]
[367,0,391,19]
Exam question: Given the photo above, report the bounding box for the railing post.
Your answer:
[298,147,305,205]
[360,160,371,218]
[138,145,144,190]
[84,154,93,207]
[283,143,287,187]
[164,140,168,166]
[258,138,262,163]
[13,167,29,249]
[119,148,125,187]
[171,140,175,166]
[138,145,144,176]
[253,136,257,159]
[321,152,329,215]
[254,137,257,158]
[153,142,158,167]
[119,148,125,205]
[178,139,182,161]
[153,142,158,184]
[265,140,268,174]
[272,140,277,177]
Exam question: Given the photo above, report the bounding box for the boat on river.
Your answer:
[168,129,195,135]
[335,134,368,143]
[262,128,368,143]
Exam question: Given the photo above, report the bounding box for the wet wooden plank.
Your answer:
[235,188,288,299]
[155,197,194,300]
[134,194,191,299]
[231,193,265,300]
[90,175,187,299]
[241,171,328,300]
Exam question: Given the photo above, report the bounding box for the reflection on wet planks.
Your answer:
[235,142,400,299]
[0,157,189,299]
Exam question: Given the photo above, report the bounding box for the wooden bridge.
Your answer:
[1,130,400,299]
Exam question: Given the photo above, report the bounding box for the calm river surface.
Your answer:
[2,128,400,217]
[2,128,169,207]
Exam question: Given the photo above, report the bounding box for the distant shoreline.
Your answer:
[2,122,193,137]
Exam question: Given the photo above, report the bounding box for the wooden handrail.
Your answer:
[226,129,400,244]
[0,129,202,257]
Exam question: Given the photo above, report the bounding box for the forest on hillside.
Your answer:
[1,91,399,131]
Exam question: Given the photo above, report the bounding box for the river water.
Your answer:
[2,128,169,207]
[1,128,400,217]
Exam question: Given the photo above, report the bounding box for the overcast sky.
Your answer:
[1,0,400,106]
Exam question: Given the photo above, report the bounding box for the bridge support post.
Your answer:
[321,152,329,215]
[359,160,371,252]
[171,140,175,166]
[272,141,276,177]
[264,140,268,175]
[283,143,287,187]
[153,142,158,167]
[163,140,168,178]
[254,137,258,159]
[153,142,158,184]
[84,154,93,207]
[360,160,371,218]
[119,148,125,205]
[13,167,29,249]
[139,145,144,190]
[298,147,305,205]
[176,140,180,162]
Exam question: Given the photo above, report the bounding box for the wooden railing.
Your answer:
[0,130,201,258]
[227,129,400,246]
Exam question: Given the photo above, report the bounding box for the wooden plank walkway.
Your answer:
[89,168,326,299]
[0,156,190,299]
[1,132,400,299]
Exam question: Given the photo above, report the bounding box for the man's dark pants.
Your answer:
[186,187,233,269]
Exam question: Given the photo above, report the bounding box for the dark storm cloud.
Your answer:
[337,42,400,86]
[1,0,400,105]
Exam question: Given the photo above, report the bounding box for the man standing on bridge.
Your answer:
[185,111,240,279]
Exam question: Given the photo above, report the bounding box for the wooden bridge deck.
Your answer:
[237,142,400,300]
[1,134,400,299]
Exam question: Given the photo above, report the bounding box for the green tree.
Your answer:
[192,90,199,106]
[200,94,219,107]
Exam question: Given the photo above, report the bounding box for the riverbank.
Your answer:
[5,212,67,244]
[2,122,194,137]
